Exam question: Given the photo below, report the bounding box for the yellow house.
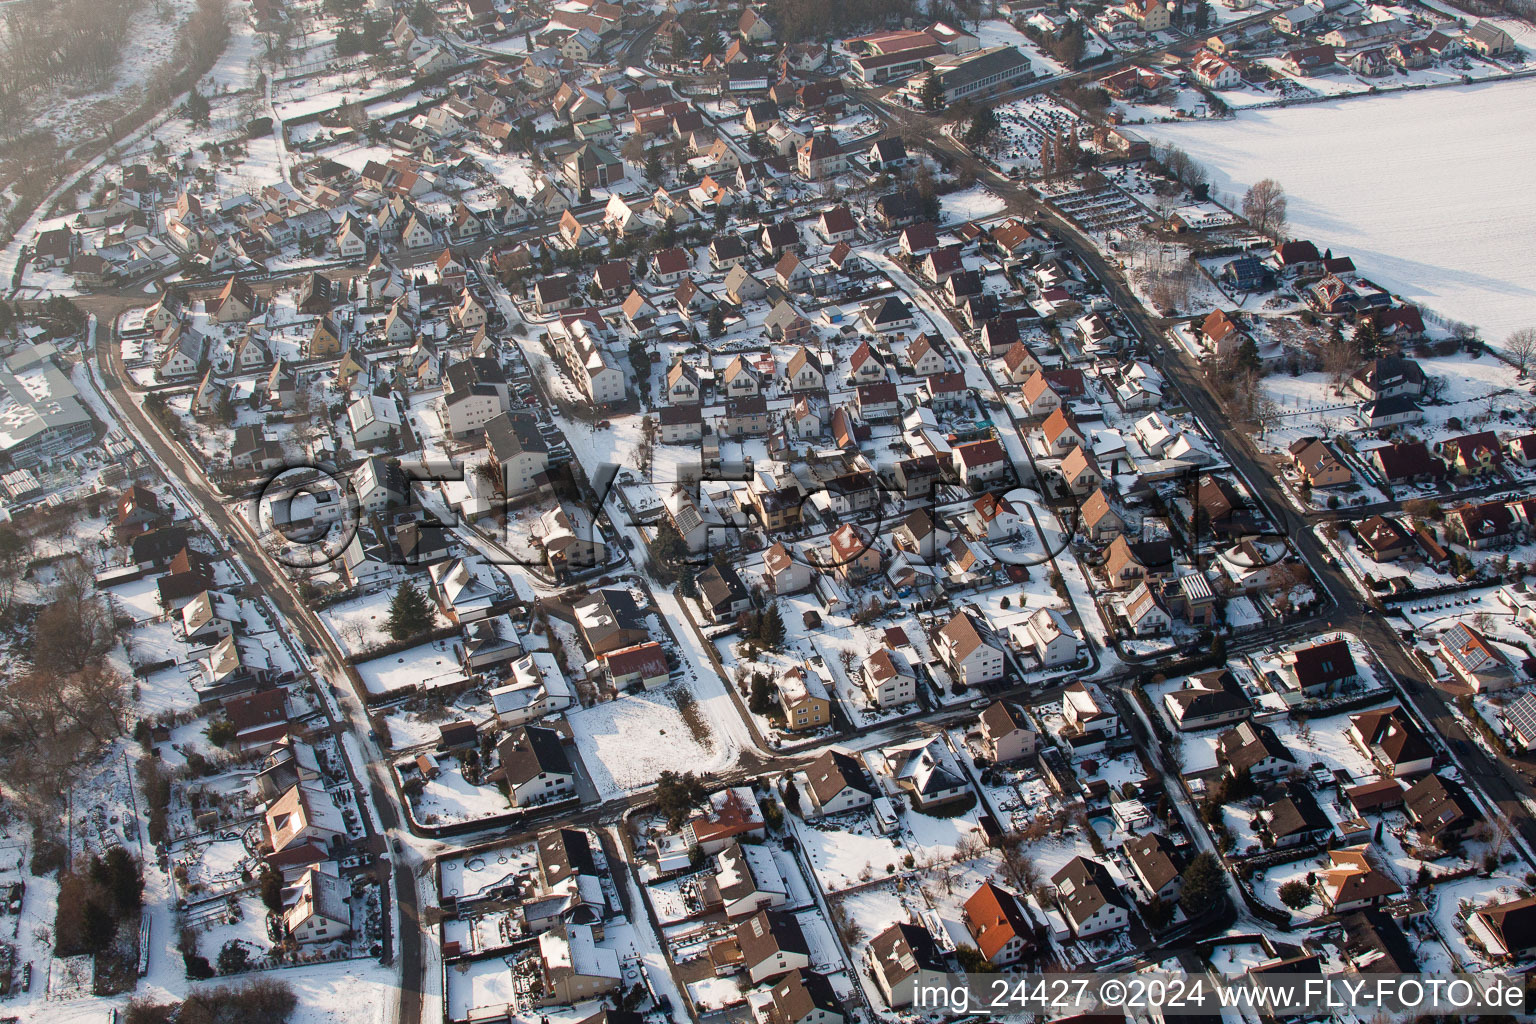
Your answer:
[1130,0,1171,31]
[778,666,831,732]
[310,315,343,357]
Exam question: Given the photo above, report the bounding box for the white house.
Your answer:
[347,394,401,447]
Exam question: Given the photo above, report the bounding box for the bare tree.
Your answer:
[1323,337,1360,394]
[1242,179,1288,239]
[1506,327,1536,378]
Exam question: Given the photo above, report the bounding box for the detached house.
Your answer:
[962,883,1036,965]
[937,611,1006,687]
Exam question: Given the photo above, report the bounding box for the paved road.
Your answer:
[862,86,1536,856]
[89,322,426,1024]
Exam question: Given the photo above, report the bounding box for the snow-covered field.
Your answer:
[566,688,726,799]
[1141,79,1536,342]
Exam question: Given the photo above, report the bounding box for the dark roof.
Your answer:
[496,725,571,784]
[445,355,507,395]
[1352,706,1433,768]
[1124,833,1181,893]
[1342,909,1418,973]
[868,921,943,985]
[768,970,840,1024]
[806,749,876,806]
[1167,669,1251,722]
[1264,784,1331,841]
[1369,440,1445,480]
[1215,721,1294,774]
[1403,773,1478,839]
[538,827,597,885]
[485,412,548,460]
[737,909,808,971]
[1289,638,1357,689]
[1051,856,1127,927]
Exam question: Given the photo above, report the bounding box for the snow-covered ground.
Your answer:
[1141,78,1536,342]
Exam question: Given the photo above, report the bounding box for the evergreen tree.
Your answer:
[1278,880,1313,909]
[708,304,726,338]
[749,674,774,715]
[760,604,785,650]
[1179,852,1227,916]
[104,846,141,914]
[260,867,284,914]
[963,106,999,146]
[81,899,116,953]
[185,88,211,127]
[920,73,945,112]
[386,581,433,641]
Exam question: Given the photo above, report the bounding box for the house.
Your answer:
[560,142,623,189]
[1078,488,1124,543]
[497,725,576,807]
[1163,669,1251,731]
[220,689,291,752]
[1290,438,1352,488]
[1019,608,1079,669]
[1121,581,1171,637]
[347,394,401,448]
[803,749,877,816]
[1403,773,1480,846]
[937,611,1006,687]
[879,734,968,811]
[764,971,842,1024]
[538,923,620,1005]
[1440,430,1505,476]
[1356,515,1413,562]
[1058,446,1102,497]
[1060,681,1118,744]
[867,923,945,1008]
[707,841,788,920]
[697,562,751,623]
[1216,721,1295,782]
[1192,50,1242,88]
[1125,833,1183,902]
[777,665,833,731]
[817,206,858,244]
[962,882,1036,964]
[1350,357,1425,402]
[1440,622,1518,692]
[978,700,1037,763]
[1280,637,1359,696]
[1262,783,1333,848]
[952,439,1008,486]
[862,648,917,708]
[1359,395,1423,429]
[486,412,549,496]
[1468,897,1536,960]
[738,910,809,984]
[265,783,345,857]
[1041,408,1086,456]
[1463,19,1516,57]
[1368,441,1446,484]
[1052,857,1130,939]
[1447,500,1517,550]
[866,137,909,171]
[855,382,899,422]
[602,642,669,692]
[1320,846,1402,914]
[784,347,826,392]
[1350,706,1435,777]
[208,276,260,324]
[797,133,847,179]
[283,867,351,945]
